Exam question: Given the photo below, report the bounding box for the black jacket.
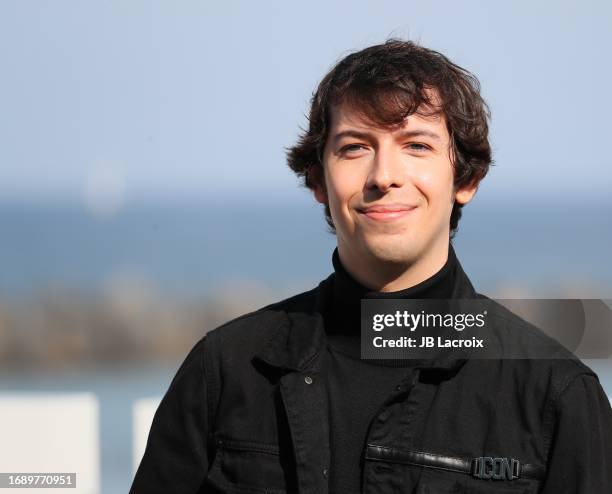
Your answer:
[130,257,612,493]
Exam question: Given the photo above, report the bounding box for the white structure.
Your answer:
[132,397,161,474]
[0,392,99,494]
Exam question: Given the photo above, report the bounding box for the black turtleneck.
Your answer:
[323,242,460,493]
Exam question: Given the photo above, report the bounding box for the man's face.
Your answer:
[315,97,477,280]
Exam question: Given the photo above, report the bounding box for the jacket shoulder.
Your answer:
[479,294,582,353]
[475,293,599,387]
[204,281,322,351]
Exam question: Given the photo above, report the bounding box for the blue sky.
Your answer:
[1,0,610,205]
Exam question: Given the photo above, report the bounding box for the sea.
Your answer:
[1,196,611,298]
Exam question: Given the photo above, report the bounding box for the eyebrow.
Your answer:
[332,128,443,144]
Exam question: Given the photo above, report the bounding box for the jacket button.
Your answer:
[304,376,313,384]
[322,468,329,478]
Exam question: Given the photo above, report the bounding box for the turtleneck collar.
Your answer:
[331,242,459,306]
[324,242,462,365]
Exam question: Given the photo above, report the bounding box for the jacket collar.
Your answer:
[253,246,478,375]
[253,275,331,373]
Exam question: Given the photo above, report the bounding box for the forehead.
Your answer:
[328,100,448,137]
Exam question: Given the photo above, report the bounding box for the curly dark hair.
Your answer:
[286,39,493,238]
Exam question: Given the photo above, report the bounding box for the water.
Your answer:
[0,197,611,297]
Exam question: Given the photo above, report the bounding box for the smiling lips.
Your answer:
[359,204,417,221]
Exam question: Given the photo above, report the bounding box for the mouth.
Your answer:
[358,205,417,222]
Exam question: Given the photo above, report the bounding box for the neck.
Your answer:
[337,240,450,293]
[324,240,461,358]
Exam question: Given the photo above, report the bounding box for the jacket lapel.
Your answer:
[277,319,330,494]
[253,277,332,493]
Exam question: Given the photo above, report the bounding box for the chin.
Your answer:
[362,237,419,265]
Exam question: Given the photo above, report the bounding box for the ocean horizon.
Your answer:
[1,197,610,299]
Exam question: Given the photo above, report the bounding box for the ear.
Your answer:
[308,165,328,205]
[454,180,479,205]
[314,185,327,204]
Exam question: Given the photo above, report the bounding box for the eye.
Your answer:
[340,144,363,153]
[407,143,431,152]
[338,144,368,155]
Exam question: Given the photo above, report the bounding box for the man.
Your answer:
[131,39,612,493]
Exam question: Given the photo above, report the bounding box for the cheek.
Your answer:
[413,164,455,204]
[326,167,362,208]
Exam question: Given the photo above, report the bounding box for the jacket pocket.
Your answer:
[415,470,532,494]
[416,482,531,494]
[364,445,538,494]
[204,437,291,494]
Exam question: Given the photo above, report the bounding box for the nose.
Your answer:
[365,144,406,193]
